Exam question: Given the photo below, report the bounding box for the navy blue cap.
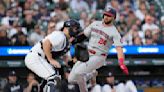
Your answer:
[8,70,17,76]
[103,8,117,19]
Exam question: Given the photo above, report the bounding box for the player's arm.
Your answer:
[42,39,61,68]
[113,30,129,75]
[43,39,53,61]
[72,32,87,44]
[116,46,128,75]
[72,22,94,44]
[116,46,124,59]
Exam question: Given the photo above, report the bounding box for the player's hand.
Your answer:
[30,80,39,86]
[69,37,75,43]
[49,59,61,68]
[119,62,129,75]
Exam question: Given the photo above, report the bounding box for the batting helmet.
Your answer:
[62,19,82,37]
[103,8,116,19]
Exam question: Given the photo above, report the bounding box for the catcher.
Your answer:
[25,19,82,92]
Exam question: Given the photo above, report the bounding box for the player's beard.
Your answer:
[104,19,113,25]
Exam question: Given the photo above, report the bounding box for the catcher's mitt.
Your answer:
[70,43,89,62]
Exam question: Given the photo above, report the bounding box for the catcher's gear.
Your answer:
[43,81,57,92]
[71,33,88,45]
[70,43,89,62]
[103,7,116,19]
[43,74,61,92]
[62,19,82,37]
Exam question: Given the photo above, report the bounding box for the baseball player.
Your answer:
[68,8,129,92]
[25,19,82,92]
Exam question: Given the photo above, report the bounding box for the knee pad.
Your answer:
[47,74,61,85]
[43,81,57,92]
[39,80,47,92]
[43,75,61,92]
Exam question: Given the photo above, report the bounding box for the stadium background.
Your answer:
[0,0,164,92]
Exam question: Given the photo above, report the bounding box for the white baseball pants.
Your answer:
[25,51,55,80]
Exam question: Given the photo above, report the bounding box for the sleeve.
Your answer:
[125,80,137,92]
[113,28,123,47]
[46,32,64,47]
[116,83,126,92]
[84,22,95,37]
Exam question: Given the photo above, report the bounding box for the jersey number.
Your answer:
[98,38,107,45]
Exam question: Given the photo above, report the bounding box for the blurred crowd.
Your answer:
[1,70,164,92]
[0,70,137,92]
[0,0,164,46]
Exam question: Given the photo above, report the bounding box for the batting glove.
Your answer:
[119,58,129,75]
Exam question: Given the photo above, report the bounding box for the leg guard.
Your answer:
[39,79,47,92]
[43,74,61,92]
[43,81,57,92]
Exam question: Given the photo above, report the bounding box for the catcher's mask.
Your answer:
[62,19,82,37]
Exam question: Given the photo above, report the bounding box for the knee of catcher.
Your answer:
[43,75,61,92]
[47,74,61,85]
[43,81,57,92]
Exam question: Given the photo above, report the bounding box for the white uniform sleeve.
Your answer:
[116,83,126,92]
[113,28,122,46]
[125,80,137,92]
[46,32,64,47]
[91,85,101,92]
[102,85,112,92]
[84,22,95,37]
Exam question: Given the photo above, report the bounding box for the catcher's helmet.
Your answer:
[63,19,82,37]
[103,8,116,19]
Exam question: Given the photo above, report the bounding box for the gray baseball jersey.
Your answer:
[84,21,122,54]
[68,21,123,92]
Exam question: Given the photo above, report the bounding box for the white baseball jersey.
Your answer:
[31,31,67,53]
[84,21,122,54]
[25,31,68,79]
[44,31,68,51]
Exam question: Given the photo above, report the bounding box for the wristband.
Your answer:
[119,58,124,64]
